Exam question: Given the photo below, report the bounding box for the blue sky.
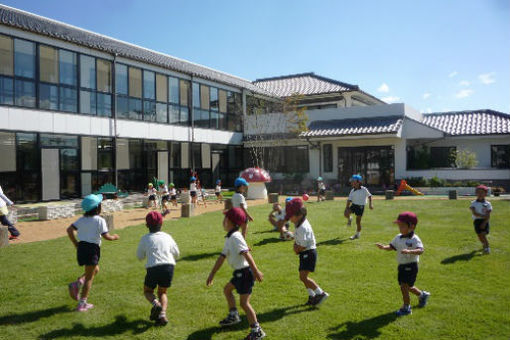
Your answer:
[4,0,509,113]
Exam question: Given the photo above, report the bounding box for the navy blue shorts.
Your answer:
[148,195,156,201]
[77,241,100,266]
[161,195,170,202]
[299,249,317,272]
[230,267,254,295]
[398,262,418,286]
[474,219,490,235]
[145,264,175,289]
[170,195,177,201]
[350,204,365,216]
[319,189,326,196]
[190,191,197,198]
[215,192,221,197]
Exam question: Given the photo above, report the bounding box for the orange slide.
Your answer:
[395,180,424,196]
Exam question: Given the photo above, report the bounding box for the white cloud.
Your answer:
[459,80,470,86]
[448,71,458,78]
[382,96,401,103]
[377,83,390,93]
[422,93,431,99]
[478,72,496,84]
[455,89,474,98]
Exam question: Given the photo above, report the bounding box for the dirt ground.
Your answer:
[11,199,269,245]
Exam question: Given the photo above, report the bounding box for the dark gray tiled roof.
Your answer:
[422,110,510,135]
[253,73,358,97]
[300,116,403,137]
[0,5,275,97]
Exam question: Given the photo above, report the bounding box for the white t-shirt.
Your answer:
[0,185,13,208]
[318,182,326,190]
[147,187,157,196]
[190,183,197,192]
[215,185,221,193]
[348,186,372,206]
[295,219,316,251]
[160,185,169,195]
[390,233,424,264]
[137,231,180,268]
[73,215,109,246]
[169,188,177,196]
[274,210,285,221]
[470,199,492,220]
[221,231,249,270]
[232,192,247,210]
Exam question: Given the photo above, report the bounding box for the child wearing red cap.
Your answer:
[470,185,492,254]
[206,207,265,340]
[137,211,180,326]
[376,211,430,316]
[286,198,329,307]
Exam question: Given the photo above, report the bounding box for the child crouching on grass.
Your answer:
[286,198,329,307]
[207,207,265,340]
[470,185,492,254]
[376,211,430,316]
[137,211,180,326]
[67,194,119,312]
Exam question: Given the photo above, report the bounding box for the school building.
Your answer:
[0,5,509,202]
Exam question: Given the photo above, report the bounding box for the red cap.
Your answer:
[285,198,304,220]
[224,207,246,226]
[476,185,489,192]
[146,211,163,227]
[394,211,418,225]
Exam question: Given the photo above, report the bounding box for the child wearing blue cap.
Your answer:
[66,194,119,312]
[215,179,223,204]
[232,177,253,239]
[190,176,198,206]
[344,174,373,240]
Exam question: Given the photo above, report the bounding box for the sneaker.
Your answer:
[312,292,329,307]
[305,295,315,306]
[483,247,490,254]
[349,234,359,240]
[347,217,352,226]
[395,306,412,316]
[8,235,18,241]
[244,328,266,340]
[418,291,431,308]
[68,281,80,301]
[156,314,168,326]
[150,303,163,321]
[219,312,241,327]
[76,302,94,312]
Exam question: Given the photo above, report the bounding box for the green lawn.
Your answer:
[1,199,509,340]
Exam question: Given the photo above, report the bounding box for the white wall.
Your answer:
[0,107,242,145]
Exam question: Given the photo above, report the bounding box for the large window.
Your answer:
[407,145,456,169]
[14,38,36,107]
[430,147,456,168]
[323,144,333,172]
[250,145,309,173]
[79,55,111,116]
[491,145,510,169]
[227,91,243,132]
[338,146,394,186]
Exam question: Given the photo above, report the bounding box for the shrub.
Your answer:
[429,176,446,187]
[405,177,428,187]
[454,149,479,169]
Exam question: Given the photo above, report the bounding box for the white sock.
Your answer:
[79,298,87,304]
[356,232,360,236]
[314,287,323,295]
[307,288,316,297]
[152,299,160,307]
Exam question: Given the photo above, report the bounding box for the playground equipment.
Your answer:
[395,180,424,196]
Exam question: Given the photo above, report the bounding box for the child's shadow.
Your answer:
[39,315,152,339]
[441,250,480,265]
[186,304,311,340]
[317,238,348,247]
[0,306,70,326]
[327,312,397,339]
[253,238,282,247]
[180,251,221,262]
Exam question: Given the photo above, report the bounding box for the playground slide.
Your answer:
[404,184,424,195]
[396,180,424,196]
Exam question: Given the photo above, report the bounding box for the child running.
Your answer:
[469,185,492,254]
[344,174,373,240]
[158,181,170,216]
[190,176,198,206]
[317,177,326,202]
[207,207,265,340]
[215,179,224,204]
[286,198,329,306]
[137,211,180,326]
[232,178,254,239]
[169,183,178,207]
[0,185,20,240]
[67,194,119,312]
[146,183,158,210]
[376,211,430,316]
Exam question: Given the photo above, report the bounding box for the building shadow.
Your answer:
[186,304,312,340]
[327,312,397,339]
[317,238,348,247]
[39,315,152,339]
[180,251,221,262]
[0,306,70,326]
[253,237,283,247]
[441,250,480,265]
